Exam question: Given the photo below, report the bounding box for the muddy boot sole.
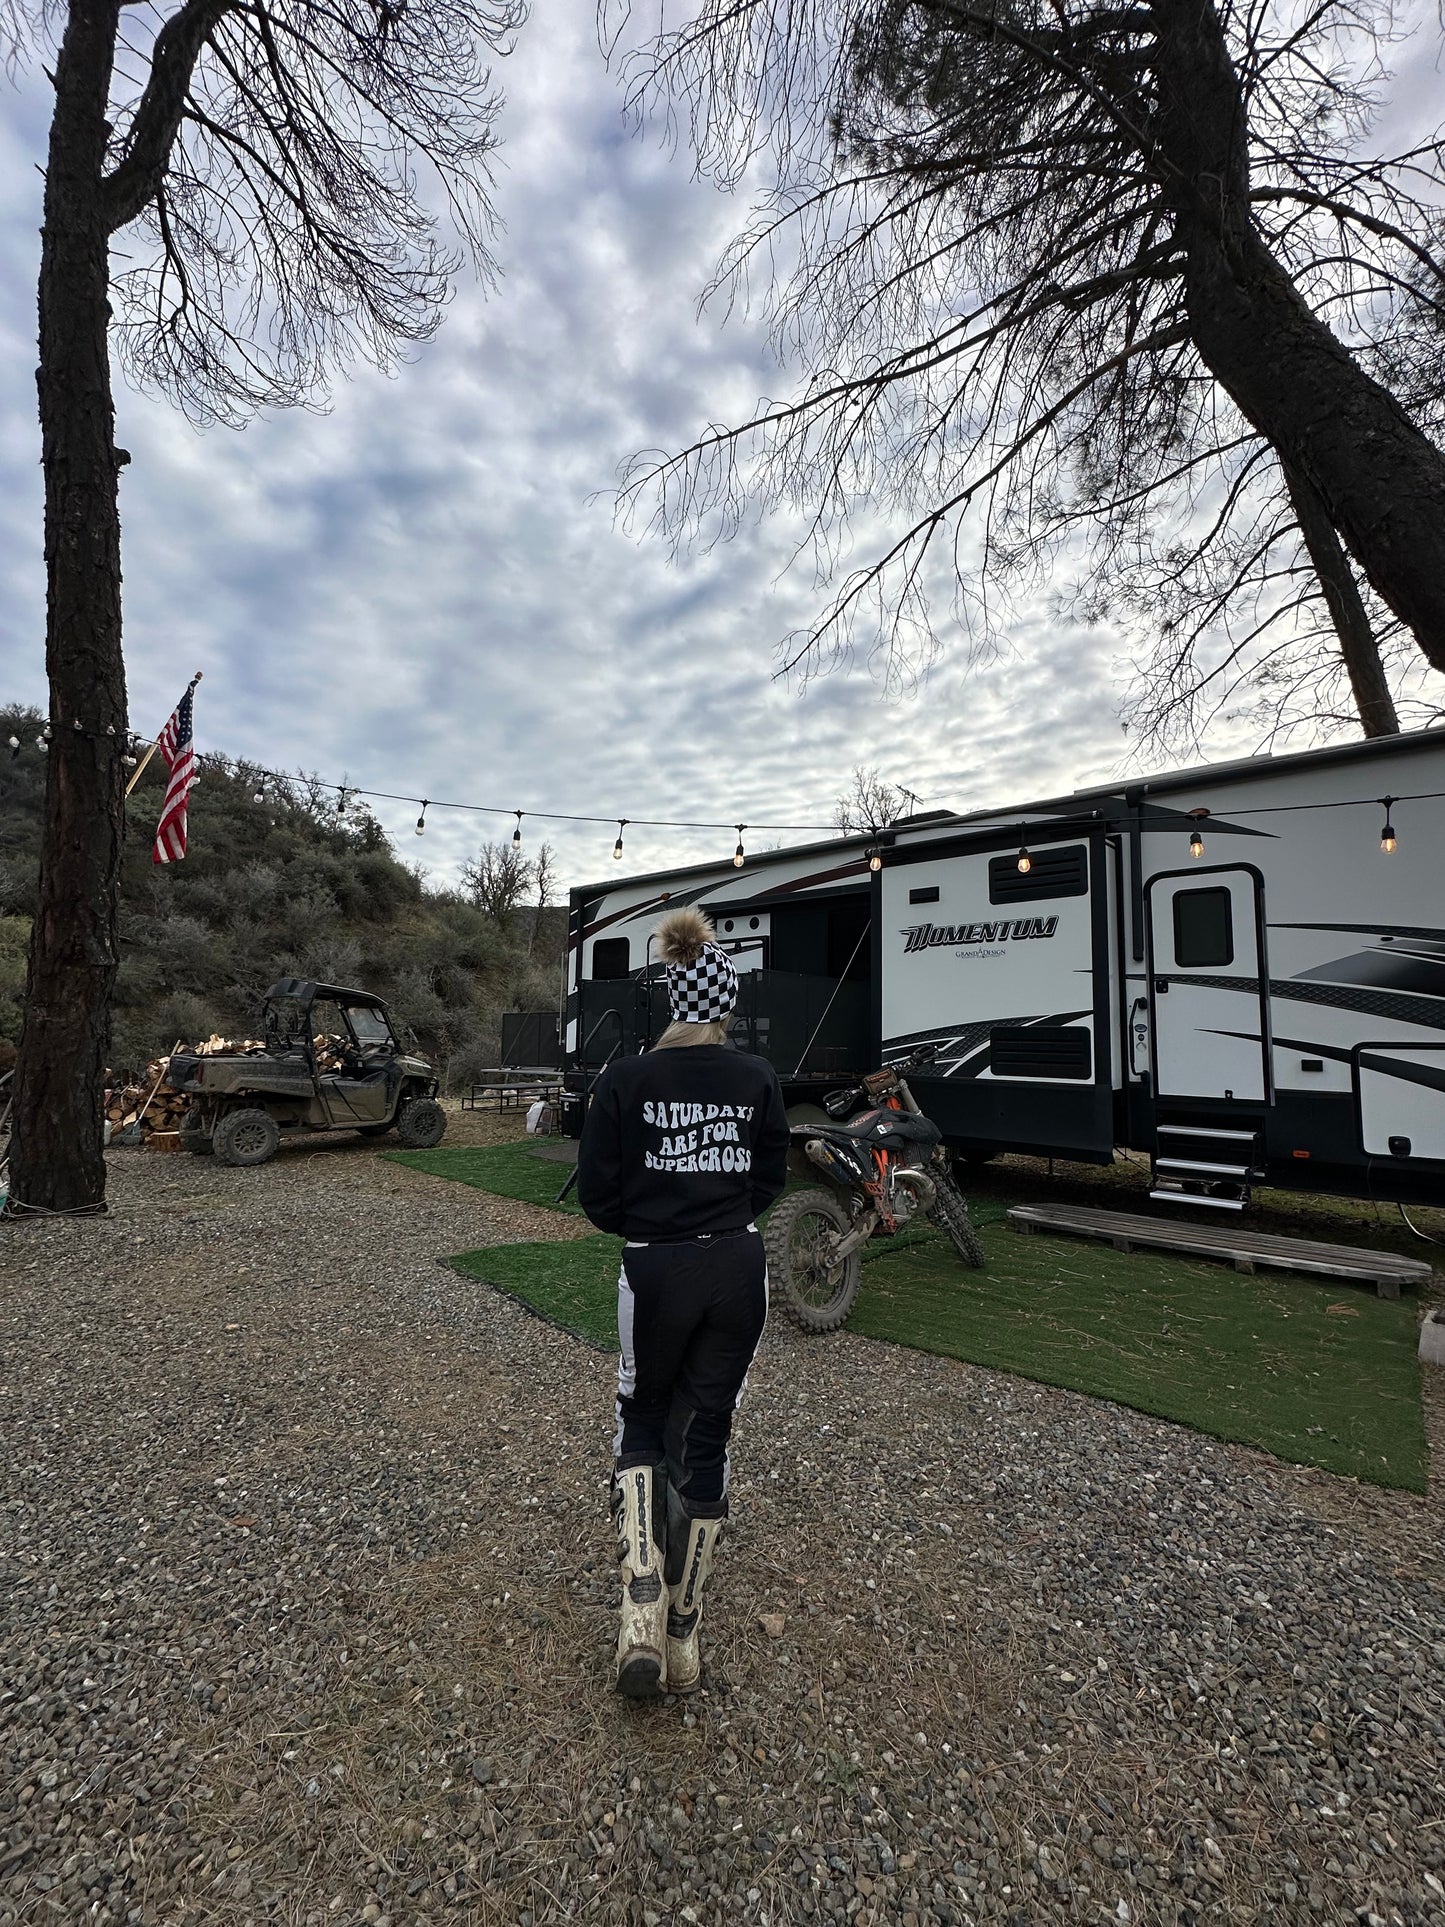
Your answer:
[615,1650,666,1699]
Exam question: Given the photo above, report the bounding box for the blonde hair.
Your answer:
[654,1015,732,1050]
[652,906,732,1050]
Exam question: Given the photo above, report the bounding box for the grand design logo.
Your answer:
[901,916,1059,953]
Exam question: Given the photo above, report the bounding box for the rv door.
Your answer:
[1147,868,1270,1103]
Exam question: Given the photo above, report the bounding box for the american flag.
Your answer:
[152,682,198,864]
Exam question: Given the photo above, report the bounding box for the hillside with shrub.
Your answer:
[0,704,563,1083]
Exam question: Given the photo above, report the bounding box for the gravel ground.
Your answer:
[3,1130,1444,1927]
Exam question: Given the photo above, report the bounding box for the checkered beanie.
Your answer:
[666,941,738,1024]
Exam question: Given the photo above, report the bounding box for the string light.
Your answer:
[35,735,48,754]
[868,846,883,873]
[733,825,746,869]
[252,777,266,804]
[1188,806,1209,859]
[613,819,628,861]
[336,787,348,816]
[415,800,429,837]
[1380,796,1397,854]
[7,735,18,759]
[512,811,523,848]
[1016,829,1031,874]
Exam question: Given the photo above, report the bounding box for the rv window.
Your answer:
[908,885,941,905]
[1172,888,1234,968]
[988,843,1088,903]
[591,937,632,981]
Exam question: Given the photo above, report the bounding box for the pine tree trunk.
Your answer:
[8,0,128,1215]
[1150,0,1445,670]
[1281,459,1400,738]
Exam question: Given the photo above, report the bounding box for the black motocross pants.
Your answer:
[614,1226,768,1518]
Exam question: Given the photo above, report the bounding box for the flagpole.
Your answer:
[125,670,202,797]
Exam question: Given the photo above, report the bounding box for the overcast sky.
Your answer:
[0,6,1438,892]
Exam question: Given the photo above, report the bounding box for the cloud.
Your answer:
[1,6,1428,899]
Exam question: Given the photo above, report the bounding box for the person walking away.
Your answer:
[577,908,789,1698]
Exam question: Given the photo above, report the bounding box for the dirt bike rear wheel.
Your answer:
[931,1172,987,1268]
[765,1188,863,1333]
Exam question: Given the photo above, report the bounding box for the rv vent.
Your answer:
[908,885,941,905]
[989,1025,1092,1080]
[988,843,1088,904]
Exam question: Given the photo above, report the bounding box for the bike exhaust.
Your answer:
[804,1137,870,1186]
[892,1167,938,1211]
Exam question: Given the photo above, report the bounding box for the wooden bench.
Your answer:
[1007,1202,1432,1300]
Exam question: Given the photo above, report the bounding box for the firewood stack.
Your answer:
[104,1036,266,1142]
[314,1033,349,1073]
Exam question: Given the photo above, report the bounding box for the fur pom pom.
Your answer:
[656,906,715,967]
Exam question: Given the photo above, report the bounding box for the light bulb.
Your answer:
[1189,828,1205,859]
[415,814,427,837]
[613,820,627,861]
[1016,846,1031,874]
[7,735,18,754]
[868,848,883,873]
[1381,820,1397,854]
[513,812,523,848]
[253,786,265,805]
[733,827,746,869]
[36,735,48,753]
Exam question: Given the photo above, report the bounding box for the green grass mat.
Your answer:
[849,1226,1426,1492]
[388,1141,587,1216]
[448,1235,622,1349]
[404,1143,1427,1490]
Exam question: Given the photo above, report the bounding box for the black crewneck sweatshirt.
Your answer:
[576,1044,790,1241]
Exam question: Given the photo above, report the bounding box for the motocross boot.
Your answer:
[664,1483,723,1695]
[612,1462,668,1698]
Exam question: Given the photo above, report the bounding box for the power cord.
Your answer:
[1397,1202,1445,1247]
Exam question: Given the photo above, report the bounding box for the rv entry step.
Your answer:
[1149,1119,1264,1211]
[1007,1203,1430,1299]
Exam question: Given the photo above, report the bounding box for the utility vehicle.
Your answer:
[167,978,445,1166]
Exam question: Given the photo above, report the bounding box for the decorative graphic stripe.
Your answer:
[1180,975,1445,1033]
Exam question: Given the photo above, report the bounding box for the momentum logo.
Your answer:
[901,917,1059,953]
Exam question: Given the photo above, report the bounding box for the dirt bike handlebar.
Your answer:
[823,1042,938,1115]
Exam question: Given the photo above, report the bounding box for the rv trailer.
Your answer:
[564,728,1445,1210]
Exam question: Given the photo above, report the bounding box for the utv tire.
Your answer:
[765,1187,862,1333]
[932,1172,987,1268]
[396,1097,446,1149]
[178,1112,214,1156]
[212,1108,281,1168]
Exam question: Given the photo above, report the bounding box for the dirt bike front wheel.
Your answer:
[931,1172,987,1268]
[765,1187,863,1333]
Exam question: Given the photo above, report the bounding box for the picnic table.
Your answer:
[462,1070,566,1114]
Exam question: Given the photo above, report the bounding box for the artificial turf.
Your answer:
[411,1143,1430,1491]
[387,1140,588,1215]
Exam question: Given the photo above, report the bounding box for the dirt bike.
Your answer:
[765,1043,986,1333]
